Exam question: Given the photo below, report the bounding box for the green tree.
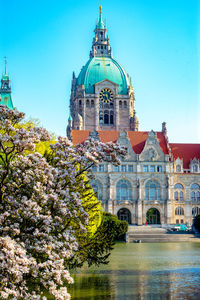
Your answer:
[67,212,128,269]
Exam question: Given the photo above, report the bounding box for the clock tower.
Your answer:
[67,7,139,137]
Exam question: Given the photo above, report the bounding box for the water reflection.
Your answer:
[69,243,200,300]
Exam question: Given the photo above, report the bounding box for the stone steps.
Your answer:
[127,226,200,243]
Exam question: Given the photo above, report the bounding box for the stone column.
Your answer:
[115,97,119,131]
[83,98,85,130]
[166,201,171,224]
[185,202,191,224]
[137,200,143,225]
[137,178,143,225]
[95,95,99,131]
[107,175,114,214]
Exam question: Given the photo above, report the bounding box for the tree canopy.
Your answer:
[0,105,126,299]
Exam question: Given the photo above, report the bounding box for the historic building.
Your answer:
[0,59,14,110]
[67,7,200,226]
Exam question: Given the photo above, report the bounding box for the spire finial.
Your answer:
[99,5,102,14]
[4,56,7,75]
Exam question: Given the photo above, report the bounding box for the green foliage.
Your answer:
[103,212,128,241]
[194,215,200,232]
[67,211,128,269]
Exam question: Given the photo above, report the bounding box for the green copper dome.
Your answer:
[77,57,131,95]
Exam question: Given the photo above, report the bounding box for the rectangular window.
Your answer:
[99,165,104,172]
[181,219,184,224]
[113,165,119,172]
[143,165,148,172]
[121,165,127,172]
[157,166,162,172]
[150,165,155,172]
[128,165,134,172]
[91,165,97,172]
[176,219,179,224]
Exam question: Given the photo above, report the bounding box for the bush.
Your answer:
[102,212,128,241]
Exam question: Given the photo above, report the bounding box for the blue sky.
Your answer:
[1,0,199,142]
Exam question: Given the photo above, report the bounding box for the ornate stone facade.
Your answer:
[68,8,200,225]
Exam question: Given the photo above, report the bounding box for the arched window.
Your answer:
[91,180,103,200]
[191,184,200,201]
[175,207,184,215]
[119,101,122,108]
[124,101,127,108]
[192,207,200,216]
[79,100,82,106]
[116,179,132,201]
[91,100,94,107]
[176,165,181,172]
[86,99,90,107]
[145,180,161,200]
[174,183,184,201]
[174,184,183,189]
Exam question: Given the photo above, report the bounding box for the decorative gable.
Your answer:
[94,79,118,95]
[117,131,137,161]
[139,130,166,162]
[174,158,183,173]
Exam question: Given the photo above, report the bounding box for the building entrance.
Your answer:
[117,208,131,224]
[146,208,160,224]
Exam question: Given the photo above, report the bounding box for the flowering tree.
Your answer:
[0,105,125,299]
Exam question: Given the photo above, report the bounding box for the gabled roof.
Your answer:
[170,143,200,169]
[72,130,200,169]
[72,130,169,155]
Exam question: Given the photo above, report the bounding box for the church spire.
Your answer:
[97,5,105,29]
[4,56,7,75]
[0,58,14,109]
[90,6,112,58]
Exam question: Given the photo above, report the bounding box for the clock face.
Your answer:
[99,88,113,103]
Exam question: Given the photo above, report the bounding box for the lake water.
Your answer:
[69,243,200,300]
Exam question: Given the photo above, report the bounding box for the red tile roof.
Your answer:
[72,130,200,169]
[72,130,169,154]
[170,143,200,169]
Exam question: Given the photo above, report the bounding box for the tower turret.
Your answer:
[90,6,112,58]
[0,58,14,109]
[66,115,72,140]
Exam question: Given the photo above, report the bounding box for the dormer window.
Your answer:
[193,165,198,173]
[176,165,181,172]
[190,159,199,173]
